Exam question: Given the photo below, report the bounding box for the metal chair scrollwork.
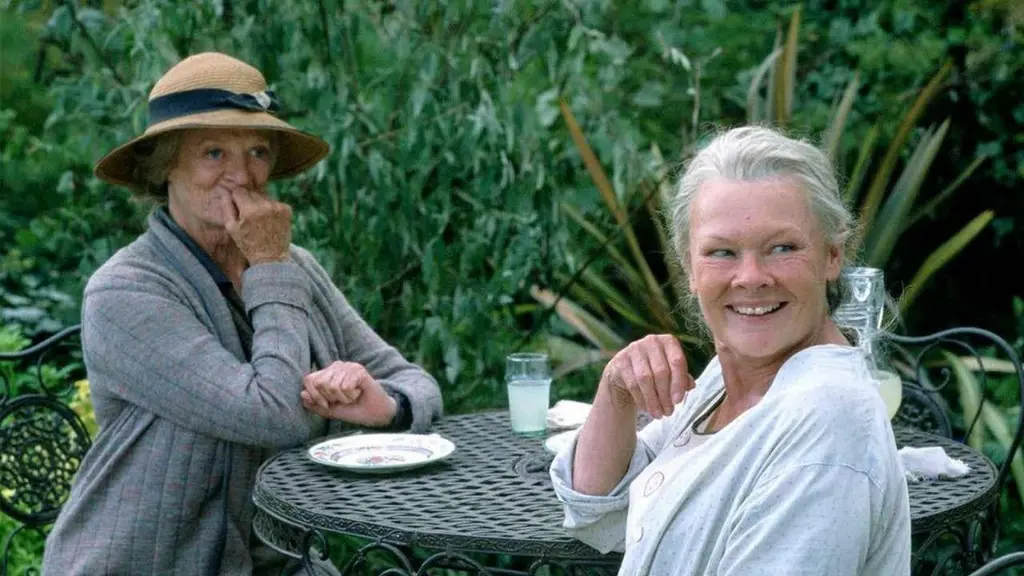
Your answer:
[892,381,953,438]
[966,552,1024,576]
[884,327,1024,575]
[0,325,91,576]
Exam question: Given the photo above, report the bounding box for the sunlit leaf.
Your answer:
[561,202,644,289]
[981,402,1024,504]
[648,145,689,310]
[944,355,1024,503]
[746,47,781,124]
[545,334,615,379]
[945,351,985,452]
[956,356,1018,374]
[530,285,626,350]
[571,269,659,330]
[558,99,626,225]
[843,124,878,207]
[645,182,687,308]
[772,6,800,126]
[824,71,859,160]
[559,100,675,328]
[865,119,950,267]
[564,273,612,319]
[765,22,783,126]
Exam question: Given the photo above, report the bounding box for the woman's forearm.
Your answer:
[571,387,639,495]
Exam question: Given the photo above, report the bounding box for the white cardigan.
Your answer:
[549,345,911,576]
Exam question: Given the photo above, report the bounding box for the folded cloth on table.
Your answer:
[547,400,592,429]
[898,445,970,482]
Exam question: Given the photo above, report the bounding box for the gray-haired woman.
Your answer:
[42,52,443,575]
[549,126,911,575]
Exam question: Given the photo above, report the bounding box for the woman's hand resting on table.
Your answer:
[600,334,696,419]
[301,361,397,427]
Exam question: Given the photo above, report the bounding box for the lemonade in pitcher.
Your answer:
[833,267,903,420]
[872,369,903,421]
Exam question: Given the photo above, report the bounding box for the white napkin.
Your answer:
[547,400,592,428]
[898,446,970,482]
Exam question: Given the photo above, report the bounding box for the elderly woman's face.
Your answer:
[688,177,841,362]
[166,128,273,230]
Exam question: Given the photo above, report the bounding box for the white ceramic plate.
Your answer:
[544,429,579,455]
[307,433,456,473]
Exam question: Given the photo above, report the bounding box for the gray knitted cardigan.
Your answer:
[42,211,443,575]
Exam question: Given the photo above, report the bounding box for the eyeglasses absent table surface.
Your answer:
[252,411,999,575]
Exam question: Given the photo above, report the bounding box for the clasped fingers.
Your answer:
[302,361,368,409]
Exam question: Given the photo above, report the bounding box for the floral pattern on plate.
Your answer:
[307,433,456,473]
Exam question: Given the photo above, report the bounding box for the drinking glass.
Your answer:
[505,353,552,435]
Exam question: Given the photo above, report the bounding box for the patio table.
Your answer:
[251,410,998,575]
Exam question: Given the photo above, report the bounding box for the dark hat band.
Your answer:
[148,88,280,125]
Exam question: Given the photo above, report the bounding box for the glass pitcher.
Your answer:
[832,266,902,419]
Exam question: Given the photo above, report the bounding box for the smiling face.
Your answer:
[166,128,273,236]
[688,177,842,363]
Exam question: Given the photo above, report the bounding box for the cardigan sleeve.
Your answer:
[293,248,443,433]
[82,261,316,448]
[547,415,672,554]
[547,359,723,555]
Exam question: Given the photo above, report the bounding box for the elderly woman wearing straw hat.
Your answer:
[41,52,443,575]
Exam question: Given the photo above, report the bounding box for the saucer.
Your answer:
[307,433,455,473]
[544,429,579,455]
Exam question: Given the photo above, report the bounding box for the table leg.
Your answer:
[911,510,999,575]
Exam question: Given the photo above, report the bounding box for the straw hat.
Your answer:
[94,52,329,189]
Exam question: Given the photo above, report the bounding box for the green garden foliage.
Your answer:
[2,0,1022,571]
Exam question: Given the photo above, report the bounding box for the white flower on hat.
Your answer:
[253,91,272,110]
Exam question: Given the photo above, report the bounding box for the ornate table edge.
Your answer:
[251,466,621,564]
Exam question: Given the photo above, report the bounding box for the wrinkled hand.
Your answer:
[301,361,398,428]
[222,189,292,264]
[600,334,694,418]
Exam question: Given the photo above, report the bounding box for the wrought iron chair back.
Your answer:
[966,552,1024,576]
[885,327,1024,574]
[0,325,91,576]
